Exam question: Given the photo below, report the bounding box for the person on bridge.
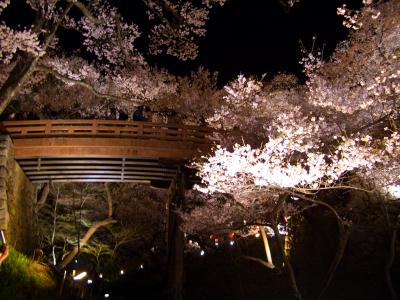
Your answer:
[133,106,146,121]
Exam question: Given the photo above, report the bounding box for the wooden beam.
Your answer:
[12,137,208,160]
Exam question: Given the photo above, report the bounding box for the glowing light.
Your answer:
[99,273,103,279]
[120,270,124,275]
[140,264,144,269]
[104,293,110,298]
[73,271,87,281]
[200,250,205,256]
[386,185,400,198]
[255,233,260,238]
[230,240,235,246]
[278,224,288,235]
[87,279,93,285]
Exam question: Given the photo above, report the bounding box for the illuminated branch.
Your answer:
[0,2,74,114]
[57,185,117,270]
[104,183,113,218]
[260,225,274,268]
[35,64,140,104]
[242,256,274,269]
[71,1,105,25]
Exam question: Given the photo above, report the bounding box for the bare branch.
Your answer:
[57,184,117,270]
[242,256,275,269]
[57,217,116,270]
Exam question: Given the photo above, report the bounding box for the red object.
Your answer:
[229,232,235,240]
[0,245,8,264]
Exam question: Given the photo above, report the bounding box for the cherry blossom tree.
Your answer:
[181,2,399,298]
[0,0,226,114]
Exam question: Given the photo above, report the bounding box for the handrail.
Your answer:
[0,120,215,144]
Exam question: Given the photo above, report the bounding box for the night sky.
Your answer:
[4,0,362,84]
[146,0,362,84]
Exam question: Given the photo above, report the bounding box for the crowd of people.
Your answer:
[0,105,183,124]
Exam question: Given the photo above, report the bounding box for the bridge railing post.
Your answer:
[45,121,51,134]
[92,121,98,135]
[137,123,143,137]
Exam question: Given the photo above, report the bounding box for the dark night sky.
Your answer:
[4,0,362,84]
[147,0,362,84]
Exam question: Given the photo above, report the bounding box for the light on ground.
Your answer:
[73,271,87,281]
[230,240,235,246]
[87,279,93,285]
[200,250,205,256]
[120,270,124,275]
[99,273,103,279]
[104,293,110,298]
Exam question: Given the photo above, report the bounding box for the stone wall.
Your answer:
[0,135,10,231]
[0,135,37,253]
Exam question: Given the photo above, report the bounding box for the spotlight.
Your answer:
[73,271,87,281]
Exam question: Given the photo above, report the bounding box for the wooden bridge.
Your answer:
[0,120,215,185]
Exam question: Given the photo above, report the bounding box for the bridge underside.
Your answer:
[18,156,182,184]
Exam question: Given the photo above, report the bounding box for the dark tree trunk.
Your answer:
[166,171,184,300]
[0,54,37,114]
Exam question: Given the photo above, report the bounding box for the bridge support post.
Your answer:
[166,170,184,300]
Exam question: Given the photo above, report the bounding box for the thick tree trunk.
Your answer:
[0,54,37,114]
[383,213,399,300]
[0,2,73,115]
[274,197,303,300]
[166,172,184,300]
[35,182,50,213]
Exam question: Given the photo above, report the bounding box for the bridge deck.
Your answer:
[0,120,215,184]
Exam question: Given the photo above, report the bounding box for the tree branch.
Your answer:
[292,192,352,300]
[71,1,105,25]
[35,64,140,104]
[35,181,50,213]
[57,218,116,270]
[104,183,113,218]
[0,2,74,114]
[242,256,275,269]
[57,184,116,270]
[273,197,303,300]
[260,225,274,268]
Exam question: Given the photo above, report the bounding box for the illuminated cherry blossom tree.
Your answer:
[0,0,226,114]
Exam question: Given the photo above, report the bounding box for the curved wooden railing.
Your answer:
[0,120,215,184]
[0,119,214,144]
